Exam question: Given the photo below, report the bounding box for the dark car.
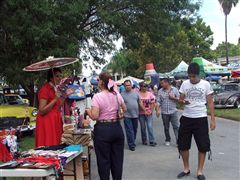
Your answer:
[214,83,240,108]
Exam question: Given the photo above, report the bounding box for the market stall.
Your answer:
[1,56,94,179]
[0,144,84,179]
[193,57,231,77]
[168,61,189,80]
[116,76,144,85]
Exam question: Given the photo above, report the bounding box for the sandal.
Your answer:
[197,174,206,180]
[177,170,190,178]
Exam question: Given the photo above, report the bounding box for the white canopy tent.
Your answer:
[116,76,144,85]
[170,61,189,74]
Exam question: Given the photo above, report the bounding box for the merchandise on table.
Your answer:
[0,129,18,162]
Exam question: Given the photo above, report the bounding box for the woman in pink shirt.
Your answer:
[86,72,126,180]
[138,82,157,146]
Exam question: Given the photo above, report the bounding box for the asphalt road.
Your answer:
[90,113,240,180]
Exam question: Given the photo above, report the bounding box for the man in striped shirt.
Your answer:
[156,78,180,146]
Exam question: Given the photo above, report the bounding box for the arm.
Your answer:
[150,101,155,113]
[121,103,127,113]
[178,93,190,105]
[207,93,216,130]
[155,103,161,117]
[168,88,180,102]
[138,99,146,111]
[168,94,179,102]
[86,106,99,120]
[38,91,61,116]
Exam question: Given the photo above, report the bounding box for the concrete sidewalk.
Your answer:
[90,114,240,180]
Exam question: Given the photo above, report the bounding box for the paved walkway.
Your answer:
[90,114,240,180]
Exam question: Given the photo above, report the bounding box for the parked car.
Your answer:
[0,93,37,134]
[4,94,30,105]
[210,82,221,94]
[214,83,240,108]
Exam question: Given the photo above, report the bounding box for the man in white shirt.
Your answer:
[177,63,216,180]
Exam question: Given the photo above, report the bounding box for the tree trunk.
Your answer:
[225,14,229,65]
[20,81,37,107]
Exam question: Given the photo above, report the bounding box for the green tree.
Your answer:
[107,50,139,77]
[218,0,239,64]
[0,0,208,104]
[214,42,240,58]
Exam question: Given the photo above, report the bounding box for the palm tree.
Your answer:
[218,0,239,65]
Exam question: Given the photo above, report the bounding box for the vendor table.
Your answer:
[0,150,83,180]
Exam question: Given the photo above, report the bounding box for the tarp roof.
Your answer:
[116,76,144,85]
[170,61,189,74]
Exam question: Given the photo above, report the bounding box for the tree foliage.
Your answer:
[218,0,239,15]
[108,16,214,76]
[218,0,239,64]
[0,0,215,103]
[214,42,240,58]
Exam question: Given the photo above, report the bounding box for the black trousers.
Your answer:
[94,121,125,180]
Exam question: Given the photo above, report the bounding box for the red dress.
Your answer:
[35,83,63,147]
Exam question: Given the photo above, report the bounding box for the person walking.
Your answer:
[138,82,157,146]
[156,78,179,146]
[86,72,127,180]
[121,80,145,151]
[177,63,216,180]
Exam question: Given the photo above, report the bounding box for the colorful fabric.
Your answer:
[139,92,155,115]
[0,138,13,162]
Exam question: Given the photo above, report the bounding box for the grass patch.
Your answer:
[19,135,34,151]
[178,104,240,121]
[208,108,240,121]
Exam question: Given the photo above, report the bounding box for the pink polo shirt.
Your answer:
[92,91,124,120]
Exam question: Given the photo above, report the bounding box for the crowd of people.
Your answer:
[35,63,216,180]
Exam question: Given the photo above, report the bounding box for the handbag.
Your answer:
[116,94,124,119]
[68,76,86,100]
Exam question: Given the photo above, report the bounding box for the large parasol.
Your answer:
[23,56,79,72]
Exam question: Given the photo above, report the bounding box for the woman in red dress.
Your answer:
[35,68,65,147]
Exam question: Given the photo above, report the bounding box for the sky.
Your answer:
[82,0,240,76]
[199,0,240,49]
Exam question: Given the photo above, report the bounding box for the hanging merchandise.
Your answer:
[58,76,86,100]
[68,76,86,100]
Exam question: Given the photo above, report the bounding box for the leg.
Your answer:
[193,117,210,176]
[110,123,125,180]
[132,118,138,141]
[146,115,156,144]
[162,114,171,142]
[170,112,179,143]
[124,117,135,148]
[139,115,147,144]
[178,116,193,175]
[94,124,111,180]
[180,150,190,172]
[197,152,206,175]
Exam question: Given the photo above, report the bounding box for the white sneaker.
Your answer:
[165,141,170,146]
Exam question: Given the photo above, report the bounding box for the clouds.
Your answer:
[199,0,240,49]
